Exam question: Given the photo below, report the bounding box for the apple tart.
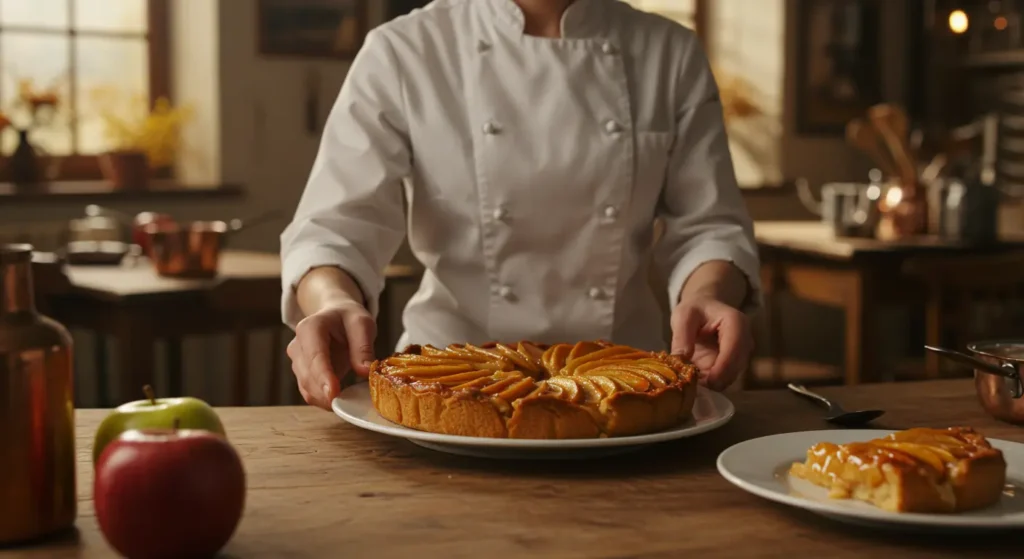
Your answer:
[368,340,699,439]
[789,427,1007,513]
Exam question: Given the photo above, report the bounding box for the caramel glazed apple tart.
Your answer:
[369,340,700,439]
[789,427,1008,514]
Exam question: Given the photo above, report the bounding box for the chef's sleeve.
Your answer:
[653,41,762,315]
[280,29,410,329]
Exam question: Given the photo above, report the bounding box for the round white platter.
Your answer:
[717,429,1024,532]
[332,382,734,459]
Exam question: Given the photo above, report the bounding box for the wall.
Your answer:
[0,1,921,406]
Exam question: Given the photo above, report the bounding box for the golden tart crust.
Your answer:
[789,427,1007,513]
[369,340,699,439]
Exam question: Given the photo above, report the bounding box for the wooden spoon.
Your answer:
[868,104,918,190]
[846,118,899,179]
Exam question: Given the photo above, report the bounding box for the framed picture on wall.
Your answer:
[795,0,883,135]
[257,0,371,59]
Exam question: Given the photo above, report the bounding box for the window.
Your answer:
[0,0,168,181]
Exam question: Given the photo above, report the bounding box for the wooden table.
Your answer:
[43,251,422,406]
[10,380,1023,558]
[755,221,1024,386]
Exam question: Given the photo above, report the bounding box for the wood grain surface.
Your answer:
[6,380,1023,558]
[755,221,1024,260]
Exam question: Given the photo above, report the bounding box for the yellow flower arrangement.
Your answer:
[90,86,194,169]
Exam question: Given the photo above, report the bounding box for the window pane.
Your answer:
[0,32,72,156]
[0,0,69,29]
[75,36,148,154]
[74,0,147,33]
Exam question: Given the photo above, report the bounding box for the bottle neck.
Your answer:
[1,260,35,314]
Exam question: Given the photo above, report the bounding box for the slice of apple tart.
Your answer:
[368,340,699,439]
[789,427,1007,513]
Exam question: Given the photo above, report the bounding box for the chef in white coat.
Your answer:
[281,0,761,410]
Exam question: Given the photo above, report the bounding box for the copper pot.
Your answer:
[141,210,283,279]
[144,220,228,279]
[926,343,1024,425]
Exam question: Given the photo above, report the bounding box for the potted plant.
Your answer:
[91,87,193,190]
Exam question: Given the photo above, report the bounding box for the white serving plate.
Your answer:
[717,429,1024,532]
[332,382,734,459]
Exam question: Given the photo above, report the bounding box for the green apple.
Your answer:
[93,385,226,463]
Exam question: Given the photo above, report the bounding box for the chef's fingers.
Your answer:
[295,315,341,409]
[341,309,377,377]
[289,339,321,408]
[706,311,749,391]
[670,305,704,359]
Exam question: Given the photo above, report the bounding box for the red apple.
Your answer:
[94,426,246,559]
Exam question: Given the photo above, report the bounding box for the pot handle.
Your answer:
[225,209,285,237]
[794,177,823,216]
[924,345,1021,380]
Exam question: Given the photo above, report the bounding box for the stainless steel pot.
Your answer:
[926,343,1024,425]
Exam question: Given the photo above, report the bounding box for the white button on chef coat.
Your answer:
[280,0,761,352]
[482,121,501,135]
[492,207,509,221]
[602,205,618,220]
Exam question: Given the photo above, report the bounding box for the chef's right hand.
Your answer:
[288,300,377,410]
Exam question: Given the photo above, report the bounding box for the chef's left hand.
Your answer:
[670,297,753,391]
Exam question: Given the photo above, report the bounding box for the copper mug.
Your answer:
[925,343,1024,425]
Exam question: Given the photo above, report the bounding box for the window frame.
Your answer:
[0,0,170,182]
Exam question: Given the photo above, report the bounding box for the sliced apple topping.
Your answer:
[572,376,606,403]
[518,341,545,365]
[634,360,678,382]
[384,355,468,368]
[429,370,494,386]
[495,377,538,402]
[602,370,651,392]
[870,441,950,474]
[545,377,584,404]
[390,364,476,378]
[420,345,450,357]
[567,341,603,362]
[493,343,541,374]
[479,375,523,395]
[617,365,668,388]
[542,344,572,372]
[446,345,500,364]
[589,375,620,396]
[452,376,496,391]
[563,345,638,372]
[383,341,688,408]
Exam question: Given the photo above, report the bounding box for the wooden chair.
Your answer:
[206,278,285,405]
[904,251,1024,378]
[205,264,425,406]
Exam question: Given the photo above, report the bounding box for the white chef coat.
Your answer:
[280,0,761,353]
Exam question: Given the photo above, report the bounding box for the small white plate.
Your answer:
[332,382,735,459]
[717,430,1024,532]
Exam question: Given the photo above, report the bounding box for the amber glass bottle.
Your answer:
[0,244,76,544]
